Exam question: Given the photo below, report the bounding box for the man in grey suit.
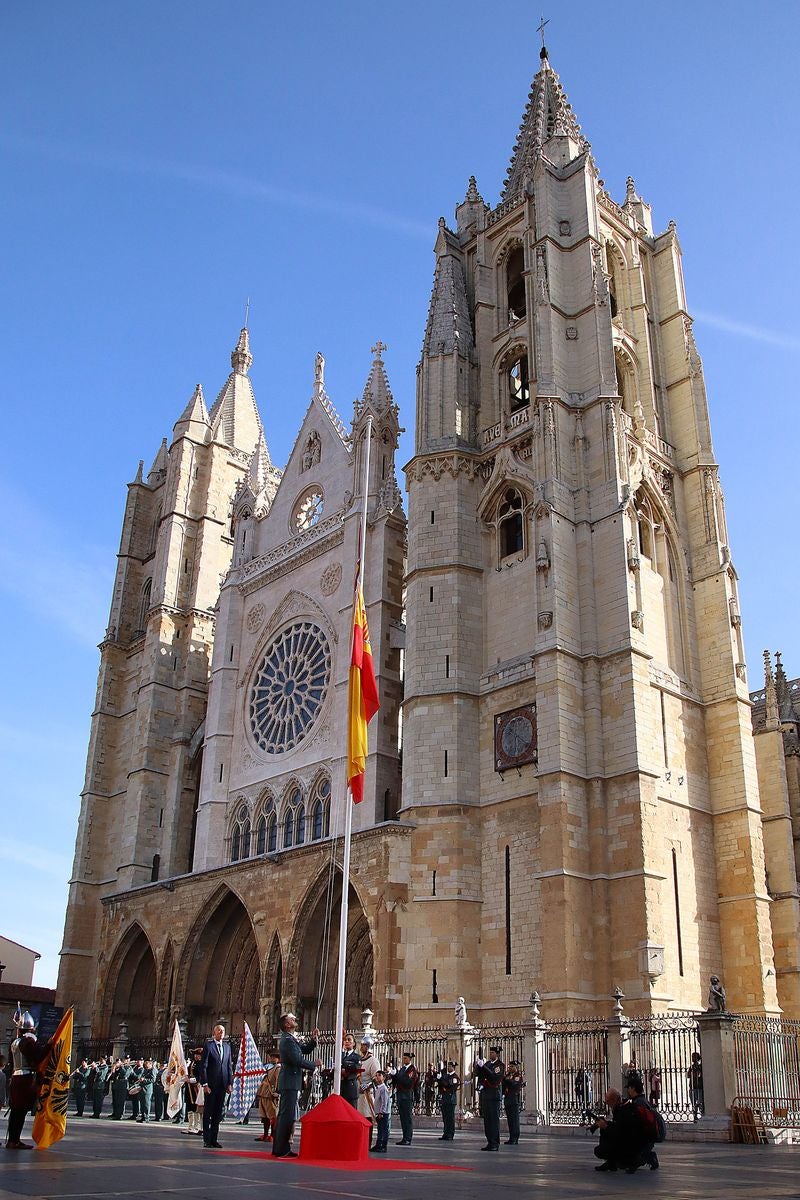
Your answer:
[272,1012,321,1158]
[198,1023,234,1148]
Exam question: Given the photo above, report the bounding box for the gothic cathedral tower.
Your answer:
[59,330,272,1039]
[401,47,782,1016]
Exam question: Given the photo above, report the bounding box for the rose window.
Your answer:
[248,622,331,753]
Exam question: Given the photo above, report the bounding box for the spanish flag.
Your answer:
[347,584,380,803]
[32,1006,73,1149]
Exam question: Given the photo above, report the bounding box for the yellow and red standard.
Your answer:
[347,586,379,803]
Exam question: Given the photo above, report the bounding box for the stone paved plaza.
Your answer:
[1,1116,798,1200]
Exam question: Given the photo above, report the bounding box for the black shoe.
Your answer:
[648,1152,659,1170]
[595,1162,617,1172]
[277,1150,298,1158]
[396,1139,411,1145]
[626,1166,638,1174]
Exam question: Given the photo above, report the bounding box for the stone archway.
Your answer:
[180,886,261,1039]
[103,922,157,1038]
[289,871,374,1030]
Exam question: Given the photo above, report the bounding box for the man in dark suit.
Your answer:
[272,1012,321,1158]
[198,1023,234,1148]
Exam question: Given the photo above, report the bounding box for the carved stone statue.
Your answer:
[454,996,468,1027]
[707,974,727,1013]
[314,351,325,388]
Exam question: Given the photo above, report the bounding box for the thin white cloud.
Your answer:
[1,837,72,879]
[0,483,112,647]
[1,132,432,241]
[693,310,800,352]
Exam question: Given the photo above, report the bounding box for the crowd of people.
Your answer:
[51,1020,669,1172]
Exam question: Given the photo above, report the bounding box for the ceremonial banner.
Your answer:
[32,1006,73,1149]
[165,1018,189,1118]
[346,584,379,803]
[228,1021,265,1121]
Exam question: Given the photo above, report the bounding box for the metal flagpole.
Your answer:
[332,414,373,1096]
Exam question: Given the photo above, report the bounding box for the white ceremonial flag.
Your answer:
[228,1021,265,1122]
[164,1019,189,1118]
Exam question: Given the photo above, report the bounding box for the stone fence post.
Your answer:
[697,1012,737,1118]
[522,991,548,1124]
[606,988,632,1091]
[112,1020,129,1062]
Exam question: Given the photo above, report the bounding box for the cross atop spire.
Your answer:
[371,340,388,360]
[501,44,588,201]
[537,15,549,51]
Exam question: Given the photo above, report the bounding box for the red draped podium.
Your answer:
[299,1094,371,1163]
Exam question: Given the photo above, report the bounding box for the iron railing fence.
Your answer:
[545,1018,609,1125]
[627,1013,701,1121]
[733,1015,800,1118]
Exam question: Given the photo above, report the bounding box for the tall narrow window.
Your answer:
[499,489,524,559]
[672,848,684,977]
[296,807,306,846]
[506,245,526,320]
[256,815,267,855]
[151,854,160,882]
[267,813,277,853]
[432,969,439,1003]
[283,809,294,849]
[505,845,512,975]
[508,354,530,411]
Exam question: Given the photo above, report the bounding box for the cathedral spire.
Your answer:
[422,219,474,358]
[231,326,253,376]
[359,341,394,414]
[501,44,589,200]
[209,327,263,454]
[173,382,210,437]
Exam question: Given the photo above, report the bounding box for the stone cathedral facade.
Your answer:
[58,47,800,1046]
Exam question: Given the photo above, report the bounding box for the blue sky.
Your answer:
[2,2,799,989]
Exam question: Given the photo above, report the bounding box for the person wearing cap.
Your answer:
[340,1034,361,1108]
[436,1060,460,1141]
[141,1057,157,1122]
[475,1045,504,1151]
[502,1060,525,1144]
[273,1012,321,1158]
[357,1036,381,1134]
[392,1051,419,1145]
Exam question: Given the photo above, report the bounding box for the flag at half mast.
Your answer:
[347,577,379,804]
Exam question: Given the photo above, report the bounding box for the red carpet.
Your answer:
[217,1148,472,1172]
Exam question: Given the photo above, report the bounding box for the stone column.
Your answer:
[445,1023,477,1124]
[112,1020,129,1062]
[697,1012,737,1117]
[521,991,548,1124]
[606,988,632,1091]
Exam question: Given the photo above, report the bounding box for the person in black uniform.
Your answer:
[436,1060,460,1141]
[475,1046,504,1151]
[393,1051,419,1145]
[340,1034,361,1108]
[502,1060,525,1144]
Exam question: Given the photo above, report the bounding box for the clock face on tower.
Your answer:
[494,703,537,771]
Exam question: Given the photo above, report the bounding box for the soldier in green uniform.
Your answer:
[128,1057,145,1120]
[91,1057,110,1118]
[138,1058,157,1122]
[70,1059,91,1116]
[436,1060,460,1141]
[109,1058,130,1120]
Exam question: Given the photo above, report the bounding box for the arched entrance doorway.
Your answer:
[181,886,261,1039]
[290,872,374,1030]
[104,923,157,1037]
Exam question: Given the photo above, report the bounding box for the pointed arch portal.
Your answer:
[182,887,261,1038]
[104,923,157,1038]
[290,872,374,1031]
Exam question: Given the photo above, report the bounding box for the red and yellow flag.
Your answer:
[347,585,379,803]
[32,1006,73,1149]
